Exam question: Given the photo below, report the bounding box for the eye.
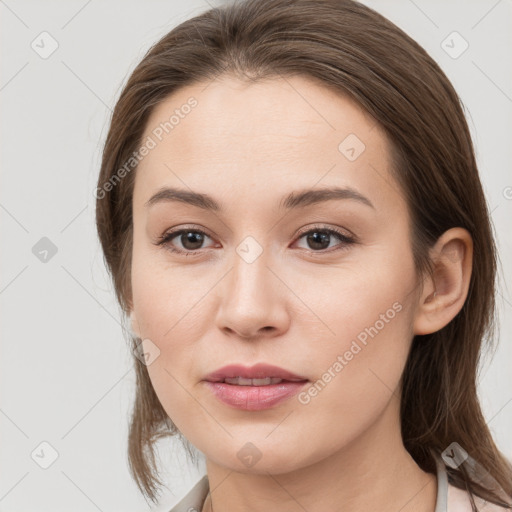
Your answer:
[155,226,215,256]
[293,225,356,253]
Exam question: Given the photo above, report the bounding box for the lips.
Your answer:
[203,363,308,384]
[203,364,309,410]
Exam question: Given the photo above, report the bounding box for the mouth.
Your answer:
[203,364,309,410]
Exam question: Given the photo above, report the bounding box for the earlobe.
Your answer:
[413,228,473,336]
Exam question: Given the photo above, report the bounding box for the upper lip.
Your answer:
[204,363,308,382]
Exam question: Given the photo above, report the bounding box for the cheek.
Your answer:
[130,277,206,437]
[130,245,219,431]
[130,235,211,342]
[288,256,417,445]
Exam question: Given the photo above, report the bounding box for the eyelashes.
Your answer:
[292,226,356,254]
[156,226,213,256]
[155,224,357,257]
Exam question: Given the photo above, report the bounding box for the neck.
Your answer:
[201,396,437,512]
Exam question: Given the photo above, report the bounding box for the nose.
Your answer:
[214,246,290,341]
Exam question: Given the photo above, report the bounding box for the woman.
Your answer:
[95,0,512,510]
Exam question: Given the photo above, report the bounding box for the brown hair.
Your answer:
[95,0,512,508]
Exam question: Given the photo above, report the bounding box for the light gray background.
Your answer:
[1,0,511,511]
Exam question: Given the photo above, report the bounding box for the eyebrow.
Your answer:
[144,186,375,211]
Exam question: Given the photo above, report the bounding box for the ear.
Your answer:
[413,227,473,335]
[129,309,142,339]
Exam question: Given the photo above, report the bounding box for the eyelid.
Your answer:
[294,223,356,241]
[156,224,215,247]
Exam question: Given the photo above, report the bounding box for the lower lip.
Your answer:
[204,381,309,411]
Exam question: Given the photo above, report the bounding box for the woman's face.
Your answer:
[130,74,422,473]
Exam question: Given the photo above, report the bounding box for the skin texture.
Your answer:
[129,75,473,512]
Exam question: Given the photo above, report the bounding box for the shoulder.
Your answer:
[448,482,511,512]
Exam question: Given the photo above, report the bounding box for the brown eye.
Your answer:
[305,231,331,250]
[156,227,215,255]
[295,227,356,252]
[175,231,206,250]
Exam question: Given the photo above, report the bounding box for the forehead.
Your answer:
[133,74,403,216]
